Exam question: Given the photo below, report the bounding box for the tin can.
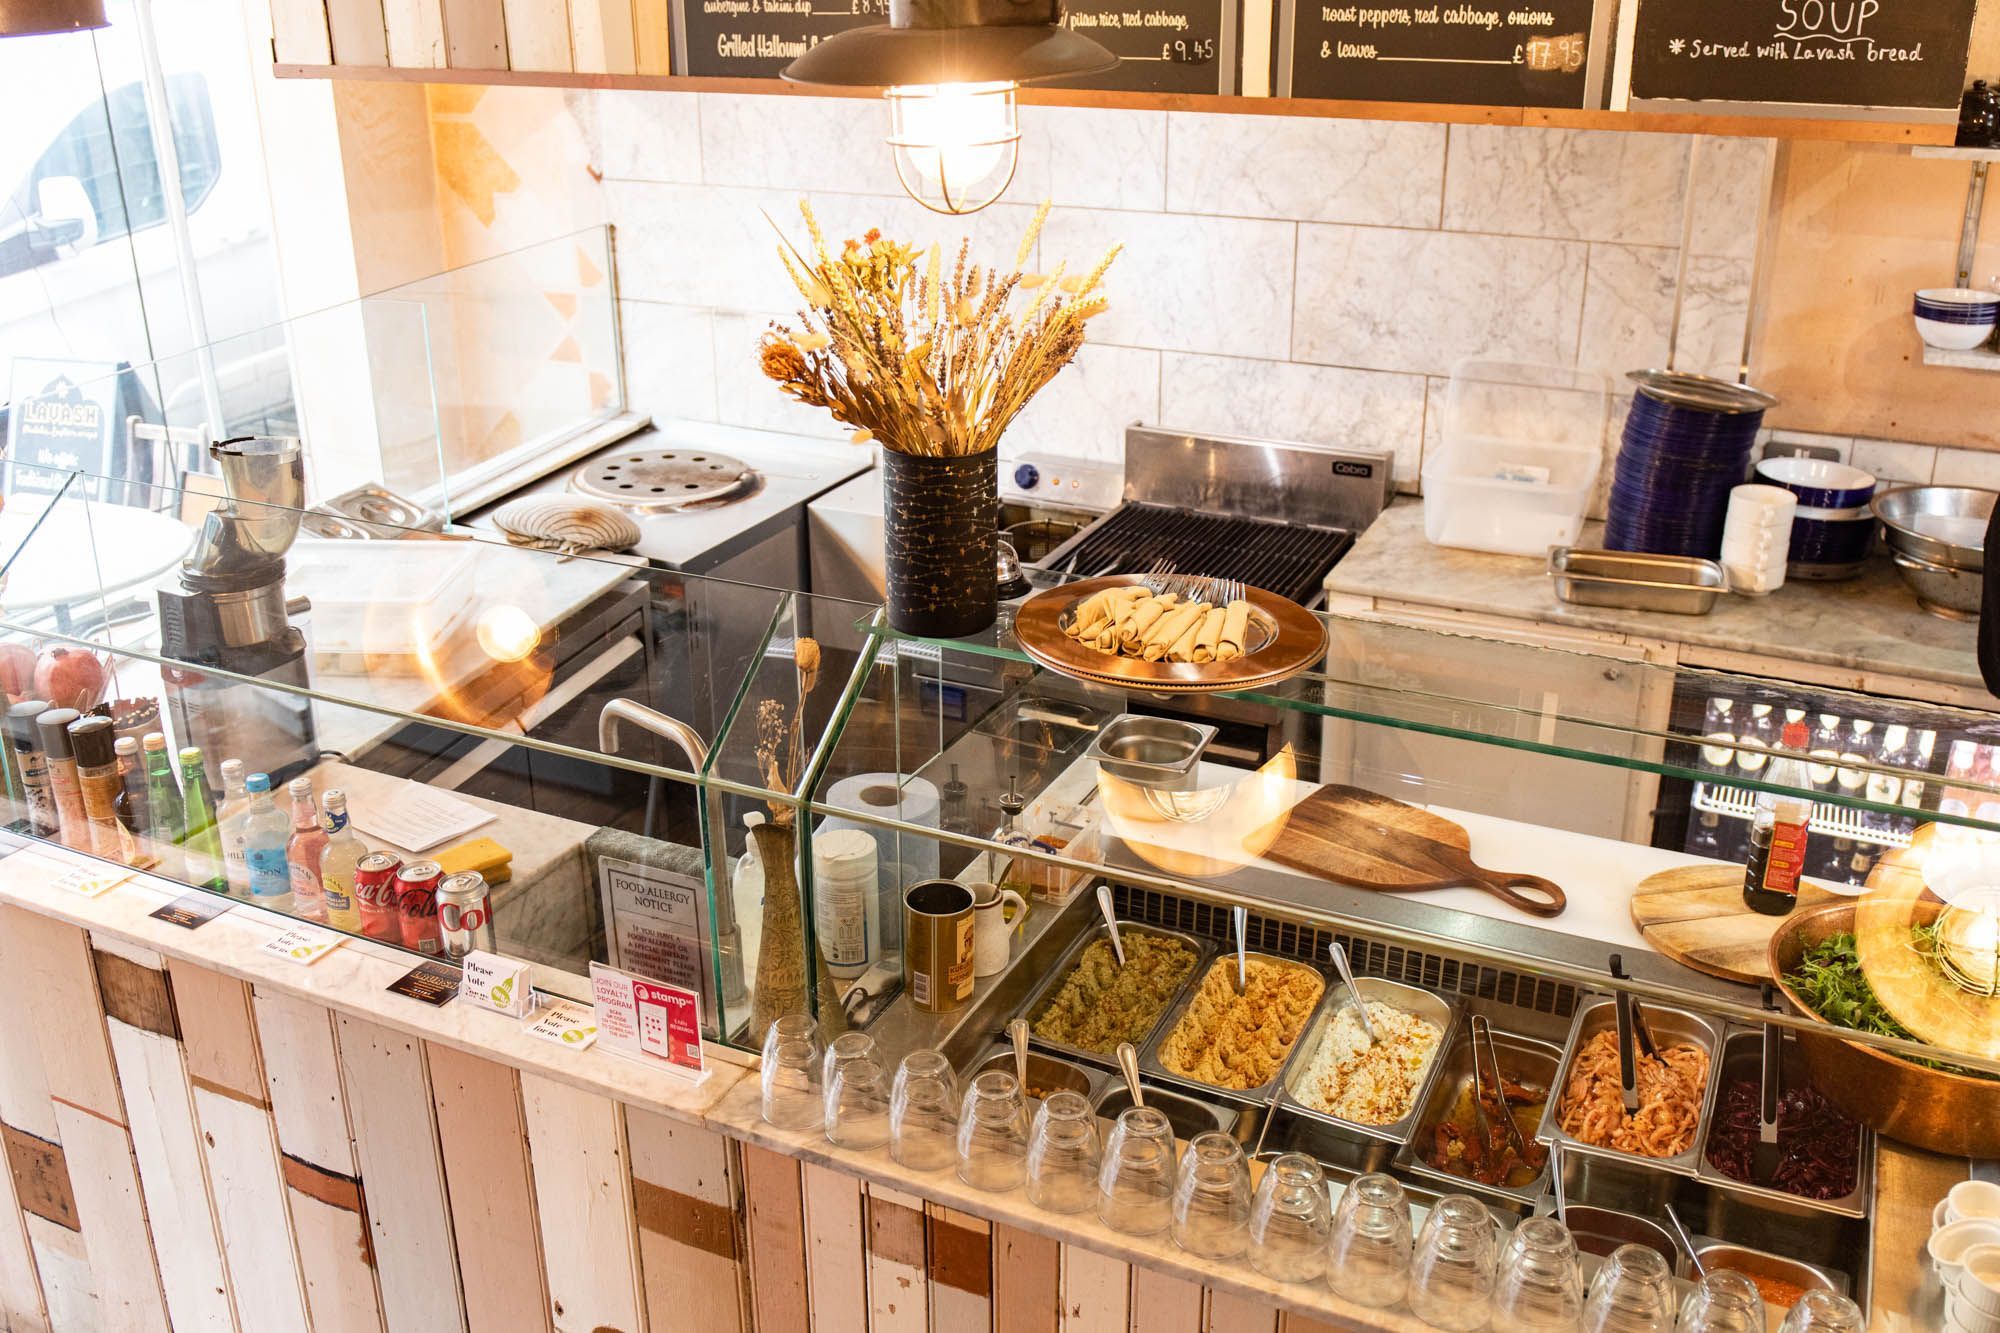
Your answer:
[436,871,494,960]
[393,859,443,955]
[352,851,403,941]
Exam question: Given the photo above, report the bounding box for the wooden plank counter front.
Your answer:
[0,838,1956,1332]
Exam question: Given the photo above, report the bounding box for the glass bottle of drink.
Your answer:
[141,732,186,881]
[1735,704,1776,775]
[1689,810,1726,858]
[179,748,226,892]
[1864,725,1911,834]
[1807,713,1844,792]
[1745,720,1814,916]
[112,735,150,866]
[1697,697,1736,775]
[242,774,292,910]
[318,789,364,933]
[285,778,329,923]
[216,759,253,900]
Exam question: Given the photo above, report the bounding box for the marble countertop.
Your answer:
[1330,501,1986,691]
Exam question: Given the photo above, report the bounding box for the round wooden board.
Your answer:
[1629,865,1842,985]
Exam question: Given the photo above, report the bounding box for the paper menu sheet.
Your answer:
[349,787,495,854]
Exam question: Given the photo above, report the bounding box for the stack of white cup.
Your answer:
[1720,484,1798,595]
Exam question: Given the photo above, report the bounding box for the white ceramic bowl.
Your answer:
[1949,1284,2000,1333]
[1946,1198,1958,1229]
[1960,1245,2000,1318]
[1917,312,1999,351]
[1954,1181,2000,1225]
[1934,1220,2000,1282]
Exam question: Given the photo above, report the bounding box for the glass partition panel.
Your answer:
[815,615,2000,1080]
[0,464,796,1039]
[372,227,624,519]
[5,295,443,508]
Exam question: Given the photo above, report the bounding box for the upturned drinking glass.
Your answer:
[1249,1153,1332,1283]
[1096,1106,1178,1236]
[1171,1131,1254,1259]
[955,1070,1031,1192]
[1025,1091,1101,1214]
[1408,1194,1500,1332]
[822,1030,880,1088]
[1776,1291,1866,1333]
[1580,1244,1676,1333]
[824,1055,891,1150]
[1325,1172,1412,1309]
[1677,1269,1765,1333]
[1491,1215,1584,1332]
[888,1050,959,1172]
[760,1014,825,1130]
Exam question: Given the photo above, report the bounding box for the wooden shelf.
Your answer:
[270,63,1958,146]
[1912,145,2000,162]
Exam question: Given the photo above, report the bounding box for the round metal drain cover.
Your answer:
[571,449,760,510]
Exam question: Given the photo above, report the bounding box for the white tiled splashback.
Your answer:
[588,91,1782,496]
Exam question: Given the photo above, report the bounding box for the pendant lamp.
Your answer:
[0,0,107,37]
[782,0,1116,215]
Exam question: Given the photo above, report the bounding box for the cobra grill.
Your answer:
[1031,426,1396,610]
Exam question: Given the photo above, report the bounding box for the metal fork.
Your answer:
[1141,558,1174,593]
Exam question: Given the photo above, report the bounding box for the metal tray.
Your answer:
[969,1043,1109,1104]
[1691,1027,1874,1221]
[1547,547,1726,615]
[1536,994,1723,1179]
[1140,952,1328,1102]
[1269,978,1456,1148]
[1395,1024,1561,1205]
[1016,921,1210,1070]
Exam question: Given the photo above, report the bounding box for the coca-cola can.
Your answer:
[394,860,444,955]
[436,871,494,960]
[353,851,403,942]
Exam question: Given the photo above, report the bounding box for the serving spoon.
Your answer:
[1327,940,1376,1048]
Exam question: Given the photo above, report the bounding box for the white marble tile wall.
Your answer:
[586,90,1776,494]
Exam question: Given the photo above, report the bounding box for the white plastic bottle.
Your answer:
[216,759,254,900]
[242,773,293,912]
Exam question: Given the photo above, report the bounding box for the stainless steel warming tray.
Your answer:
[1139,952,1327,1102]
[1548,547,1725,615]
[1017,921,1211,1069]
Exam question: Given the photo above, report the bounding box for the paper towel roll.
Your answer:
[818,774,941,958]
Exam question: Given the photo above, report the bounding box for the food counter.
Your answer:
[0,469,1995,1332]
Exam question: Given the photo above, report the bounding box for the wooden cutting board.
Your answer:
[1263,785,1566,917]
[1628,865,1841,985]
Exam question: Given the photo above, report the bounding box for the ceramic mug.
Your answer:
[903,880,975,1013]
[968,881,1027,977]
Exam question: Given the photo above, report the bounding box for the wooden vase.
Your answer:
[882,446,998,638]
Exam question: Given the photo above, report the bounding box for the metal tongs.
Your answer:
[1469,1014,1537,1171]
[1610,954,1660,1115]
[1232,905,1249,994]
[1097,885,1125,966]
[1756,983,1784,1185]
[1327,940,1376,1048]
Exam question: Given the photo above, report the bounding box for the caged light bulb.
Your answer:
[886,80,1019,215]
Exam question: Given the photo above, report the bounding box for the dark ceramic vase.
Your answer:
[882,447,998,637]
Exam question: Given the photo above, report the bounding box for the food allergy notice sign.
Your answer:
[1627,0,1977,111]
[1280,1,1609,105]
[672,0,885,78]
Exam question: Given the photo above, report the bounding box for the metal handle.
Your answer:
[1549,1140,1567,1226]
[1097,884,1124,966]
[1008,1018,1030,1092]
[1116,1042,1143,1110]
[1470,1014,1531,1165]
[597,698,710,769]
[1663,1201,1705,1278]
[1615,991,1640,1115]
[1327,940,1375,1046]
[1232,905,1248,995]
[1760,1019,1784,1145]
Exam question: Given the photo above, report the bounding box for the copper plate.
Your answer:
[1014,577,1327,695]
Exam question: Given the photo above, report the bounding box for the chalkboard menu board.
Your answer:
[673,0,886,79]
[672,0,1235,90]
[1629,0,1978,111]
[1279,0,1606,105]
[1045,0,1237,95]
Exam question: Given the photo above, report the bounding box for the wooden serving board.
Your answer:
[1264,786,1567,918]
[1628,865,1840,985]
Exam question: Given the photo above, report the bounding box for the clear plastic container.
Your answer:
[1423,360,1610,557]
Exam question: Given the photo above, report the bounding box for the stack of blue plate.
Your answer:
[1603,371,1780,559]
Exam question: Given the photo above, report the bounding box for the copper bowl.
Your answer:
[1767,902,2000,1158]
